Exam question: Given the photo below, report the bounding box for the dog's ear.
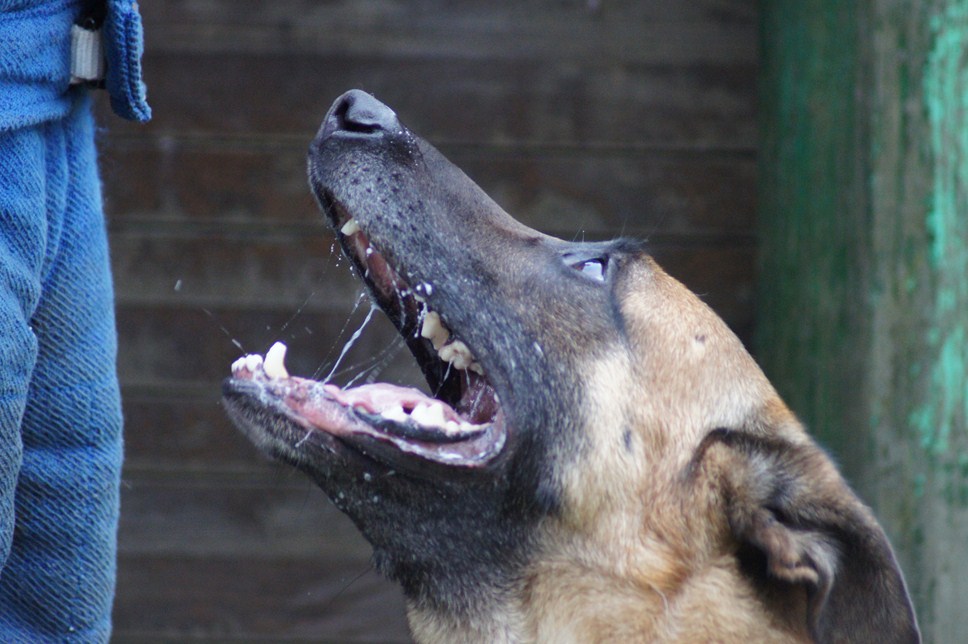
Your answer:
[696,428,920,644]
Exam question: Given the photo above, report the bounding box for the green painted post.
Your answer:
[759,1,968,641]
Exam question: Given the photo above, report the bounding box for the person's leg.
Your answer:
[0,119,47,582]
[0,94,123,642]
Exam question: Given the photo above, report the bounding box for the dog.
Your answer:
[222,90,920,643]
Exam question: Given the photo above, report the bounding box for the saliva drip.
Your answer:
[323,304,377,384]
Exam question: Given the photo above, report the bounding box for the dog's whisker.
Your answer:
[317,563,375,617]
[273,289,318,343]
[341,336,407,388]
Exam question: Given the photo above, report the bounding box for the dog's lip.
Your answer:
[224,194,510,471]
[225,366,506,469]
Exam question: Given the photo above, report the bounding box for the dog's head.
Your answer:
[223,90,918,642]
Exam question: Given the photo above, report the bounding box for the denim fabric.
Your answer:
[0,92,123,643]
[0,0,151,129]
[103,0,150,122]
[0,0,78,130]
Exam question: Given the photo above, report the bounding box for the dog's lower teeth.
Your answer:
[382,404,409,423]
[410,402,448,428]
[244,354,263,373]
[263,342,289,379]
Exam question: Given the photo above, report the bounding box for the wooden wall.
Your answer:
[97,1,757,641]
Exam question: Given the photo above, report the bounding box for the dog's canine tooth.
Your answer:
[263,342,289,379]
[421,311,451,350]
[420,310,442,339]
[340,218,361,236]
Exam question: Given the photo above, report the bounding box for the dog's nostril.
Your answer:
[332,90,401,136]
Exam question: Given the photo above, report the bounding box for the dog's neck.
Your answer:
[403,554,812,644]
[386,546,534,643]
[401,557,674,643]
[406,598,531,644]
[399,526,681,644]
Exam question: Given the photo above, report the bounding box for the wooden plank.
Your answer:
[141,0,755,35]
[108,230,359,310]
[115,304,425,388]
[99,52,755,148]
[117,474,371,559]
[114,475,409,639]
[100,143,755,238]
[139,0,756,65]
[121,389,277,470]
[114,555,410,642]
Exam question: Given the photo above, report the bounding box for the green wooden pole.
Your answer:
[759,1,968,641]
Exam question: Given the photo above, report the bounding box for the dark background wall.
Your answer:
[96,1,757,641]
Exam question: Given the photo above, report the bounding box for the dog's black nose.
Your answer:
[317,90,402,141]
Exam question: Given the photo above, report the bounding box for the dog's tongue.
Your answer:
[231,343,488,439]
[321,382,464,426]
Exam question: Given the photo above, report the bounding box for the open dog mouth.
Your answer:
[226,207,507,471]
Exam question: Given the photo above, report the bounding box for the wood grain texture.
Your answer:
[758,1,968,640]
[105,0,758,639]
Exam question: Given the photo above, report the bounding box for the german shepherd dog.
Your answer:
[223,90,920,643]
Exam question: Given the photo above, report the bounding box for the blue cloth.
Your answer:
[0,0,151,128]
[102,0,151,122]
[0,0,150,640]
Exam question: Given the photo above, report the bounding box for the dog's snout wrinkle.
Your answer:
[318,89,402,141]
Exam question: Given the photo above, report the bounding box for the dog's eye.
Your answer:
[570,258,607,282]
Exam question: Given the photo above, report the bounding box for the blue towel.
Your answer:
[0,1,149,640]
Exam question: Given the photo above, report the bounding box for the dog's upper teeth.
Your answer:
[420,311,450,350]
[263,341,290,379]
[418,305,485,374]
[439,339,474,370]
[340,218,361,236]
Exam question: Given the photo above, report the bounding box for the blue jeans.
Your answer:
[0,92,122,642]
